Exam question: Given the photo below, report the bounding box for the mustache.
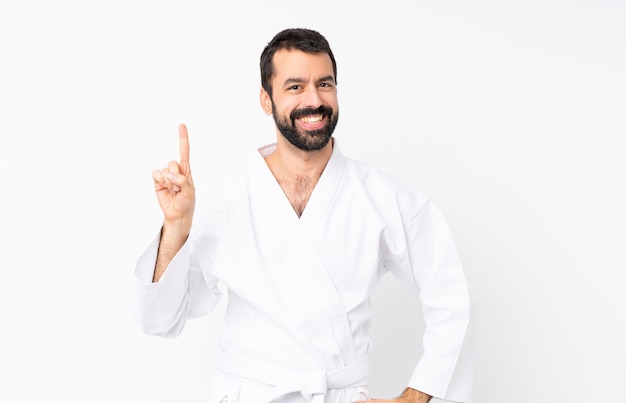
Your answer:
[290,105,334,121]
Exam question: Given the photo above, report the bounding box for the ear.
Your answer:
[259,87,273,116]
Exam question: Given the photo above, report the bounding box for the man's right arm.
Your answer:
[150,123,196,282]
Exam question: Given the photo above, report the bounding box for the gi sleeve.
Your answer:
[129,228,223,338]
[387,198,474,402]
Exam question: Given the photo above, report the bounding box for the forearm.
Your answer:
[153,221,190,282]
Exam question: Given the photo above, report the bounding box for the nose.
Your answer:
[302,86,323,108]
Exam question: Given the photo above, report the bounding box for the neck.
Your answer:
[264,135,334,218]
[266,134,334,179]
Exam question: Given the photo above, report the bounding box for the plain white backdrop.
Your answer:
[1,1,624,402]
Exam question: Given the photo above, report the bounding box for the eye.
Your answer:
[319,82,333,88]
[288,85,301,91]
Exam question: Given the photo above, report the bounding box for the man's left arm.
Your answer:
[384,197,473,402]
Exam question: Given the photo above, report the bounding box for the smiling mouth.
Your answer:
[298,115,324,124]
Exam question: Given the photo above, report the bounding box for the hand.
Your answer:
[152,123,195,227]
[353,388,431,403]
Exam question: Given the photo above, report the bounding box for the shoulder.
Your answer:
[342,155,431,220]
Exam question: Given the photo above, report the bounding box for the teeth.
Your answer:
[300,115,323,124]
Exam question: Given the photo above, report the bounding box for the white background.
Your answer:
[1,1,624,402]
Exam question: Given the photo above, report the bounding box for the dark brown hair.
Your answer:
[260,28,337,96]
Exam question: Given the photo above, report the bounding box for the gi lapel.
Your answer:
[247,143,359,367]
[299,143,346,238]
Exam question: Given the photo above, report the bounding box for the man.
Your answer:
[130,28,472,403]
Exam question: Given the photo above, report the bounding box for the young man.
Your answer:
[131,28,472,403]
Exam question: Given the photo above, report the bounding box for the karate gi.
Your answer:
[130,142,473,403]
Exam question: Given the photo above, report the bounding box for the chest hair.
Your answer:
[277,175,319,217]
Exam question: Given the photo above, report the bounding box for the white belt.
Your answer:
[218,350,369,402]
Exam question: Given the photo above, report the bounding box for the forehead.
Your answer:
[271,49,335,82]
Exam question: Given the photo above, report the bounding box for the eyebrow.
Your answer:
[282,75,336,87]
[317,75,336,84]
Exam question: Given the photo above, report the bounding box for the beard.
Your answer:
[272,103,339,151]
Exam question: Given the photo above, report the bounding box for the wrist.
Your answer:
[400,387,431,403]
[161,219,191,244]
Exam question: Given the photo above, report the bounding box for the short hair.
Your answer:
[260,28,337,96]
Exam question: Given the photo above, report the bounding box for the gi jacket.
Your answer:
[131,143,473,402]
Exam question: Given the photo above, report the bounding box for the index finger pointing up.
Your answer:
[178,123,191,173]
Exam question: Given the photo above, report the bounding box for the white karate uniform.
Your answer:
[130,142,472,403]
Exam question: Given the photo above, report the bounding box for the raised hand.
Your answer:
[152,123,195,225]
[151,124,196,282]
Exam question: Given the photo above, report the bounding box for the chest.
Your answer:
[209,182,388,314]
[276,175,318,217]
